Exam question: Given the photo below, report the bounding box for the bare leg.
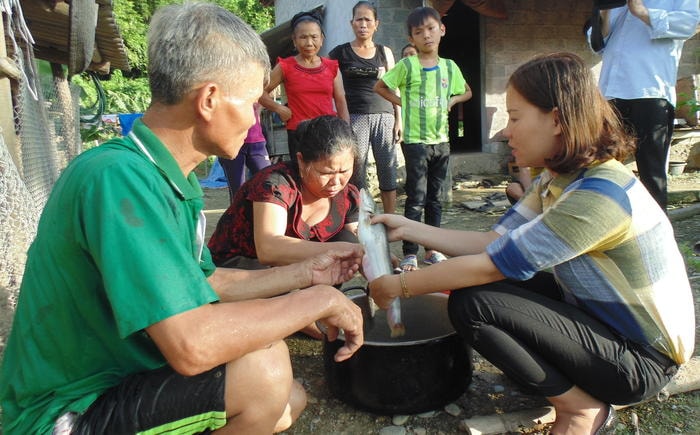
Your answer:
[505,181,525,202]
[214,340,307,434]
[380,189,397,214]
[506,166,533,203]
[272,380,306,433]
[547,385,610,435]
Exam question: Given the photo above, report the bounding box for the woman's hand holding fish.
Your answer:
[305,246,364,286]
[370,213,414,242]
[368,273,402,310]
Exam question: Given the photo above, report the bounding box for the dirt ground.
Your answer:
[200,170,700,435]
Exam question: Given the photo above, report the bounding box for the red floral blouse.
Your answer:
[207,161,360,265]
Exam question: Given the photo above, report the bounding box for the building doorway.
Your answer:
[439,1,482,152]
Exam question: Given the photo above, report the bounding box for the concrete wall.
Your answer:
[484,1,700,139]
[483,1,594,139]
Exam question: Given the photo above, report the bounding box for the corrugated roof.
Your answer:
[19,0,129,73]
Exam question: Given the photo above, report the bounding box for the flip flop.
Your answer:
[399,254,418,272]
[423,251,447,265]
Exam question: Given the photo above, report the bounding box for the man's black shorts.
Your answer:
[70,364,227,434]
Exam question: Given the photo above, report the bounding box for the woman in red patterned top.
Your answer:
[259,10,350,159]
[208,116,359,275]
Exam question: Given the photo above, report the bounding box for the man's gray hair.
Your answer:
[147,2,271,105]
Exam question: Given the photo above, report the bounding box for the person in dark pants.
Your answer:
[590,0,699,211]
[374,7,471,271]
[610,98,674,209]
[369,53,694,435]
[329,1,401,215]
[219,103,271,203]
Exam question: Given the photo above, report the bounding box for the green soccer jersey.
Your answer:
[381,56,467,145]
[0,119,219,434]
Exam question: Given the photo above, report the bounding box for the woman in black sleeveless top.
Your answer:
[329,1,401,214]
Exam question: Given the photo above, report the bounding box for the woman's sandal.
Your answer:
[399,254,418,272]
[594,405,617,434]
[423,251,447,265]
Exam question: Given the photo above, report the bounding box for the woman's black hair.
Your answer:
[290,9,324,31]
[295,116,357,163]
[352,1,378,20]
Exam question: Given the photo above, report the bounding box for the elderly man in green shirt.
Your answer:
[0,3,364,434]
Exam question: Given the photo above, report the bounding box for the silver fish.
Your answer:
[357,188,406,337]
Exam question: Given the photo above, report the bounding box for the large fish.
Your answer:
[357,188,406,337]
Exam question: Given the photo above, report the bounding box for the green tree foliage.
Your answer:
[74,0,274,141]
[217,0,275,32]
[112,0,150,73]
[112,0,274,76]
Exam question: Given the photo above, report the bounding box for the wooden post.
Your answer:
[0,12,19,167]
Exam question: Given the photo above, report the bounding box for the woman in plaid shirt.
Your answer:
[368,52,693,435]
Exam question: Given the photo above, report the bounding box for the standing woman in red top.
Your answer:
[260,10,350,159]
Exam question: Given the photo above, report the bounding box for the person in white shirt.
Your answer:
[591,0,699,211]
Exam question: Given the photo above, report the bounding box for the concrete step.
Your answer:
[450,151,508,177]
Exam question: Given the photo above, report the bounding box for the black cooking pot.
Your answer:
[323,290,473,415]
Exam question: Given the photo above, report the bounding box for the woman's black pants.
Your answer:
[447,272,677,405]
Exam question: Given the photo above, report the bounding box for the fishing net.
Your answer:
[1,0,82,323]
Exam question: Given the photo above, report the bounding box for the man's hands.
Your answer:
[305,245,363,287]
[627,0,651,25]
[309,286,364,362]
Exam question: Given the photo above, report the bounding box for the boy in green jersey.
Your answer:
[375,6,472,271]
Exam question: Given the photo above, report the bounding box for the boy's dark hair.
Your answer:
[406,7,441,36]
[295,116,358,163]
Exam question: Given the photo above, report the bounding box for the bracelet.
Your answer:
[399,272,411,299]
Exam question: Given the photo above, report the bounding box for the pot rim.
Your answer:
[329,291,457,346]
[328,330,458,347]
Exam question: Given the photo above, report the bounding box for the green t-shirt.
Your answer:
[381,56,467,145]
[0,120,219,434]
